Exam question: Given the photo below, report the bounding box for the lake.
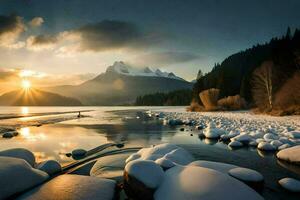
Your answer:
[0,106,300,199]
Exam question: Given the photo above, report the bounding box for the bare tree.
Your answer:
[252,61,274,111]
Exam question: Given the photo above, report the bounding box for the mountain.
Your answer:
[193,27,300,103]
[45,62,192,105]
[0,89,82,106]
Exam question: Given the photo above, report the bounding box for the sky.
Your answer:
[0,0,300,93]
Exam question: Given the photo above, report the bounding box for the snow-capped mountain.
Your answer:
[106,61,185,81]
[45,61,192,105]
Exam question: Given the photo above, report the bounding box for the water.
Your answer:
[0,106,300,199]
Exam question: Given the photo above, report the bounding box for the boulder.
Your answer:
[0,148,36,167]
[278,178,300,192]
[257,142,277,151]
[2,132,14,138]
[0,157,48,199]
[36,160,62,175]
[277,145,300,165]
[72,149,87,159]
[228,141,243,148]
[154,165,263,200]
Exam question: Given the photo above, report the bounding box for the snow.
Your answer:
[0,156,48,199]
[228,167,264,182]
[106,61,186,81]
[287,131,300,139]
[257,142,277,151]
[277,145,300,164]
[149,108,300,154]
[155,158,175,169]
[154,165,263,200]
[0,148,36,167]
[278,178,300,192]
[36,160,62,175]
[189,160,237,174]
[203,122,223,139]
[125,143,194,165]
[228,140,243,148]
[16,174,116,200]
[125,160,164,189]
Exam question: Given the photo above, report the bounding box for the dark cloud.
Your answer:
[0,14,25,48]
[132,51,199,66]
[72,20,161,52]
[26,34,59,50]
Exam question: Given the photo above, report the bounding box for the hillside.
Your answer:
[193,28,300,103]
[0,89,82,106]
[45,62,193,105]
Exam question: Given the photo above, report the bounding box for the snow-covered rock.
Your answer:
[263,133,279,142]
[0,157,48,199]
[257,142,277,151]
[231,134,253,144]
[203,122,222,139]
[278,178,300,192]
[270,140,283,148]
[189,160,237,173]
[278,143,291,150]
[277,145,300,164]
[125,143,194,165]
[228,167,264,182]
[287,131,300,139]
[0,148,36,167]
[154,165,263,200]
[16,174,116,200]
[36,160,62,175]
[155,158,175,170]
[124,160,164,189]
[228,141,243,148]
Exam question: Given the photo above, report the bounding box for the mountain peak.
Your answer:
[105,61,185,81]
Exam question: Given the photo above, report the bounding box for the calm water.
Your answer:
[0,106,300,199]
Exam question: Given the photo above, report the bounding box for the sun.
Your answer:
[21,80,31,90]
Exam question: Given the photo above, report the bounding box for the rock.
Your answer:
[277,145,300,165]
[36,160,62,175]
[16,174,116,200]
[270,140,283,148]
[263,133,279,142]
[257,142,277,151]
[0,157,48,199]
[168,119,183,126]
[72,149,87,159]
[278,144,291,150]
[179,127,184,131]
[125,143,194,165]
[229,167,263,182]
[228,141,243,148]
[2,132,14,138]
[155,158,175,170]
[154,165,263,200]
[124,160,164,200]
[231,134,252,144]
[256,138,265,143]
[0,148,36,167]
[287,131,300,139]
[249,140,258,147]
[278,178,300,192]
[203,126,221,139]
[189,160,237,173]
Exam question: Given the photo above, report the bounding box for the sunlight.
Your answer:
[21,107,29,115]
[21,80,31,90]
[20,127,30,138]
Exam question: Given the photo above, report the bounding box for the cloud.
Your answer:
[0,68,18,81]
[26,34,59,51]
[29,17,44,27]
[131,51,199,66]
[0,14,26,48]
[26,20,164,53]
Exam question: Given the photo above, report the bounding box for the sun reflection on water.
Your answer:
[19,127,47,141]
[21,107,29,115]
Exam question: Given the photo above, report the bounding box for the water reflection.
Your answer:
[21,107,29,115]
